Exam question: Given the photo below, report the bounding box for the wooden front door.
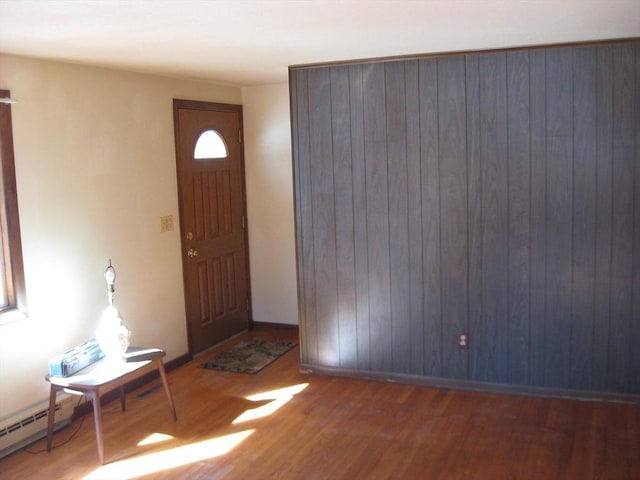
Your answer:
[173,100,250,354]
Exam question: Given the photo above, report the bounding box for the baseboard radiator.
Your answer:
[0,394,74,459]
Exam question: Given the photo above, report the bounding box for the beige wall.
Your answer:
[0,54,243,418]
[242,84,297,326]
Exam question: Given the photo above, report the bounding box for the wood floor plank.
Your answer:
[0,328,638,479]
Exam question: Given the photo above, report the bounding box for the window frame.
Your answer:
[0,89,27,323]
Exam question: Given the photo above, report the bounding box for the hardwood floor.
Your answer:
[1,328,638,479]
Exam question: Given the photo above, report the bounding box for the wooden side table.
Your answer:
[46,347,177,464]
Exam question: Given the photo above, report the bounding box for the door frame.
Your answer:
[172,99,252,354]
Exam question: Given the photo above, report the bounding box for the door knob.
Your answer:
[187,248,199,258]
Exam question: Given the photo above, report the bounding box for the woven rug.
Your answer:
[201,339,297,374]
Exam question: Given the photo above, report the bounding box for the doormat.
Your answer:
[200,339,297,374]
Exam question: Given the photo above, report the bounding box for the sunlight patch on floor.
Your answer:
[83,429,254,479]
[137,432,174,446]
[233,383,308,424]
[83,384,307,477]
[246,383,309,401]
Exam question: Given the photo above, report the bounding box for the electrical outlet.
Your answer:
[458,333,468,349]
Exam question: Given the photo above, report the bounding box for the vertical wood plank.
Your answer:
[477,51,509,383]
[632,44,640,393]
[528,49,547,386]
[437,55,468,379]
[308,67,339,367]
[419,58,443,377]
[544,47,573,388]
[292,69,318,365]
[608,43,635,392]
[570,47,597,390]
[349,64,371,370]
[385,62,411,373]
[363,63,392,372]
[331,65,358,368]
[465,53,483,381]
[506,49,532,385]
[405,60,424,374]
[592,45,613,391]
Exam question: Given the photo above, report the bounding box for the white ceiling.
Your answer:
[0,0,638,86]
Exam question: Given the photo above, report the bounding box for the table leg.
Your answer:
[90,391,105,464]
[46,384,58,452]
[157,360,177,421]
[120,385,126,412]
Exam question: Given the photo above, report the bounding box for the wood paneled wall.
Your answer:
[289,40,640,394]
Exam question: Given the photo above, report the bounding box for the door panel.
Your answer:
[174,101,249,354]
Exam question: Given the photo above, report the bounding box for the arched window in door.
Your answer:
[194,129,228,159]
